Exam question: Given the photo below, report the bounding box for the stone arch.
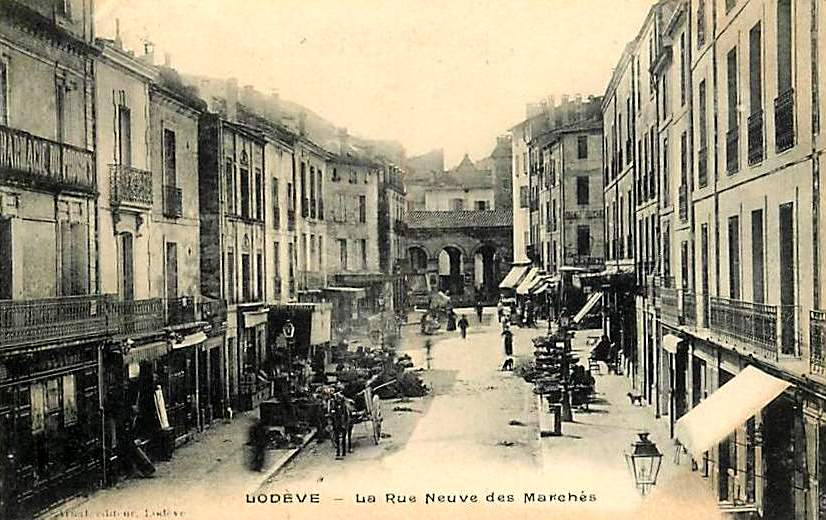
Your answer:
[407,245,428,273]
[438,245,464,296]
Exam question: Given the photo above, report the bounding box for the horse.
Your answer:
[330,395,353,459]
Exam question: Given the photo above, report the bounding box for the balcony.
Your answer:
[709,296,799,361]
[0,295,111,349]
[726,126,739,174]
[660,286,680,325]
[166,296,198,326]
[681,289,697,326]
[0,124,94,193]
[775,89,795,153]
[110,164,153,208]
[109,298,166,336]
[747,109,764,165]
[811,310,826,375]
[698,147,708,188]
[163,184,183,218]
[678,184,689,222]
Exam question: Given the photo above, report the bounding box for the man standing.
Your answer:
[458,314,469,339]
[475,300,484,323]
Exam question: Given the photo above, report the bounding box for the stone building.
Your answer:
[596,0,826,517]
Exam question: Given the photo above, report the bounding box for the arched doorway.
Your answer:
[408,246,428,273]
[473,244,498,301]
[438,246,463,295]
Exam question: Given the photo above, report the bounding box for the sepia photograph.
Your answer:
[0,0,823,518]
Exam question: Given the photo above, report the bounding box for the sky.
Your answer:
[95,0,654,168]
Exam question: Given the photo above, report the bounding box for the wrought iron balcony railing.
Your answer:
[726,126,739,174]
[709,296,799,361]
[811,310,826,375]
[678,184,689,222]
[0,124,94,192]
[163,184,183,218]
[110,164,153,207]
[198,297,227,325]
[109,298,166,336]
[166,296,197,326]
[0,295,111,349]
[774,89,795,153]
[747,109,764,165]
[698,146,708,188]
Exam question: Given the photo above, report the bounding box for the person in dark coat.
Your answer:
[475,301,484,323]
[446,309,457,331]
[248,418,268,471]
[458,315,469,339]
[503,329,513,356]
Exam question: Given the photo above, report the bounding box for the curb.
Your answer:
[251,427,318,493]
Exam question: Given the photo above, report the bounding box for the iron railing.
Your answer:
[163,184,183,218]
[109,298,166,336]
[198,297,227,324]
[110,164,153,206]
[709,296,799,360]
[774,89,795,153]
[809,310,826,374]
[747,109,764,165]
[811,310,826,375]
[166,296,197,326]
[0,295,111,348]
[0,124,95,192]
[726,126,739,174]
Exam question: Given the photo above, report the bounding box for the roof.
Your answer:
[407,209,512,229]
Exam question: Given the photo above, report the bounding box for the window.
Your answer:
[662,225,670,278]
[310,235,316,271]
[662,137,669,204]
[358,195,366,223]
[680,33,687,106]
[254,168,262,220]
[0,60,7,125]
[451,198,464,211]
[475,200,487,210]
[726,47,740,174]
[273,241,281,294]
[120,232,134,301]
[359,239,367,270]
[226,159,236,214]
[240,166,250,217]
[519,186,529,208]
[332,167,340,181]
[300,162,307,217]
[117,105,131,166]
[163,129,177,186]
[56,80,67,144]
[242,253,251,302]
[272,178,280,228]
[309,166,316,219]
[165,242,178,300]
[301,234,307,271]
[680,241,689,287]
[749,22,763,114]
[728,216,740,299]
[317,167,324,220]
[777,0,792,94]
[751,209,764,303]
[680,131,688,186]
[338,239,348,270]
[256,252,263,299]
[226,249,235,303]
[318,239,323,270]
[577,135,588,159]
[698,80,708,187]
[576,176,589,205]
[576,225,591,256]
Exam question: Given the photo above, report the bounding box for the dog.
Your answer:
[627,392,644,406]
[501,357,515,371]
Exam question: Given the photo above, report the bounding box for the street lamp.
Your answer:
[624,432,663,496]
[282,320,296,385]
[282,320,295,339]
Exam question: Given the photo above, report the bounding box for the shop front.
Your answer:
[238,308,270,411]
[0,340,104,520]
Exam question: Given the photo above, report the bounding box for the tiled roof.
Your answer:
[407,209,512,229]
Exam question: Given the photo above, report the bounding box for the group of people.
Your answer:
[590,335,621,374]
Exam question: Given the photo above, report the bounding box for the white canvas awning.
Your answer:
[572,291,603,323]
[675,365,793,458]
[662,334,683,354]
[516,268,540,295]
[499,265,530,289]
[172,331,207,350]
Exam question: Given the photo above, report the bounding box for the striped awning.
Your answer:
[572,291,603,324]
[499,264,531,289]
[516,268,541,295]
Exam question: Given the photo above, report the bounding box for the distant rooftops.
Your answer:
[407,209,512,229]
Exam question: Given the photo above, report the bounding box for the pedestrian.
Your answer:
[502,328,513,356]
[475,300,484,323]
[248,418,268,471]
[447,309,457,331]
[497,299,504,323]
[424,338,433,370]
[458,314,469,339]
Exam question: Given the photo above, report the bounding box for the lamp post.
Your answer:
[558,313,573,422]
[624,432,663,496]
[283,320,295,387]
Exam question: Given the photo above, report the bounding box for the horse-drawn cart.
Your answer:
[352,382,383,445]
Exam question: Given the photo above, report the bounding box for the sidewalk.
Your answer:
[40,412,316,519]
[528,327,723,519]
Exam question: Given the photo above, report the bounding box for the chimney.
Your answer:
[337,127,349,155]
[142,40,155,65]
[225,78,238,122]
[298,111,307,137]
[560,94,570,124]
[115,19,123,49]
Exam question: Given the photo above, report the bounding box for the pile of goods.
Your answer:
[527,332,595,409]
[331,344,428,400]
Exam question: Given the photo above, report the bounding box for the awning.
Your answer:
[572,291,603,323]
[516,268,541,295]
[499,265,530,289]
[661,334,683,354]
[531,280,549,294]
[172,331,207,350]
[324,286,367,298]
[242,308,269,328]
[675,366,793,458]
